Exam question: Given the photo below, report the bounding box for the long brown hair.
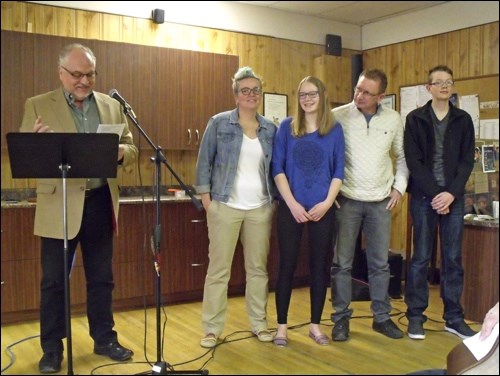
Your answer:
[291,76,334,137]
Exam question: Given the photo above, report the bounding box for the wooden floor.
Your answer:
[1,285,482,375]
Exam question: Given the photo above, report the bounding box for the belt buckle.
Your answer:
[85,188,94,198]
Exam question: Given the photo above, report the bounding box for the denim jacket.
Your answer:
[195,108,277,203]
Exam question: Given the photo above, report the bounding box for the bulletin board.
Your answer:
[399,74,498,120]
[453,76,498,215]
[453,74,498,120]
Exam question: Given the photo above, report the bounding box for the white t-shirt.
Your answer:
[225,134,268,210]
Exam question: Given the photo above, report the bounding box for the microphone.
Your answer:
[108,89,137,119]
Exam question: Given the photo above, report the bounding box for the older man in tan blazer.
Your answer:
[20,43,137,373]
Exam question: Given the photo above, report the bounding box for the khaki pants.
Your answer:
[202,200,274,336]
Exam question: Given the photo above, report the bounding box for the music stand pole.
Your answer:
[121,108,205,375]
[61,164,74,375]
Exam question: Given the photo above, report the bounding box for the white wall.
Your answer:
[362,1,499,50]
[28,1,498,51]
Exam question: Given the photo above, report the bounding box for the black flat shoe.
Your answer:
[94,341,133,361]
[39,351,63,373]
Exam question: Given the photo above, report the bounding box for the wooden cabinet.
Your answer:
[154,50,239,151]
[1,207,40,318]
[1,31,239,152]
[461,223,499,322]
[158,202,209,299]
[1,201,312,324]
[313,55,352,105]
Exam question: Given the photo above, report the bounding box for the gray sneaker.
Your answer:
[372,319,404,339]
[332,317,349,341]
[408,320,426,340]
[445,320,477,339]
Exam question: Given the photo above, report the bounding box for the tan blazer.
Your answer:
[19,88,138,239]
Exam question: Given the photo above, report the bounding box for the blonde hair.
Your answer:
[292,76,334,137]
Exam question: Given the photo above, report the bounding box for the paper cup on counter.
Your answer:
[175,190,186,198]
[493,201,499,219]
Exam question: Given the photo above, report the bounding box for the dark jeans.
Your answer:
[40,185,117,353]
[275,201,335,325]
[405,195,465,323]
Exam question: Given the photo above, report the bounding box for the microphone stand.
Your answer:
[120,106,207,375]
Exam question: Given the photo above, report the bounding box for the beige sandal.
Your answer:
[200,333,218,348]
[254,329,273,342]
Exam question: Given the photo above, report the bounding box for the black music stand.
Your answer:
[7,132,119,375]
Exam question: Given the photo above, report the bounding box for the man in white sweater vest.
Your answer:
[329,68,409,341]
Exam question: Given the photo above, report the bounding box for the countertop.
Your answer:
[1,195,200,209]
[463,215,499,229]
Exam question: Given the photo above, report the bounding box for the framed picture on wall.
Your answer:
[263,93,288,126]
[381,94,396,110]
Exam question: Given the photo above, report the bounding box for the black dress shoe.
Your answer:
[39,351,63,373]
[94,341,133,361]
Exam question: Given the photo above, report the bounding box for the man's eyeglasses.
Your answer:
[429,80,454,87]
[354,87,379,97]
[61,66,97,80]
[239,87,262,96]
[298,91,319,100]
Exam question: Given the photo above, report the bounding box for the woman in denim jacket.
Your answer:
[195,67,277,348]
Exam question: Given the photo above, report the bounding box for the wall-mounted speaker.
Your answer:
[325,34,342,56]
[152,9,165,24]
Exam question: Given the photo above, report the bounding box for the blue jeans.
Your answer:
[405,195,465,323]
[331,196,392,323]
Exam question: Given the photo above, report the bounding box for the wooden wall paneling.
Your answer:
[362,47,387,84]
[313,55,352,104]
[422,34,448,80]
[386,43,403,93]
[483,22,499,75]
[133,17,154,45]
[121,15,135,43]
[30,2,55,35]
[54,6,76,37]
[1,1,26,31]
[446,30,461,77]
[469,26,483,78]
[339,56,352,102]
[458,29,471,78]
[101,13,121,42]
[75,9,100,39]
[400,39,425,91]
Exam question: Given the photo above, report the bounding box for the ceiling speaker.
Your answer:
[152,9,165,24]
